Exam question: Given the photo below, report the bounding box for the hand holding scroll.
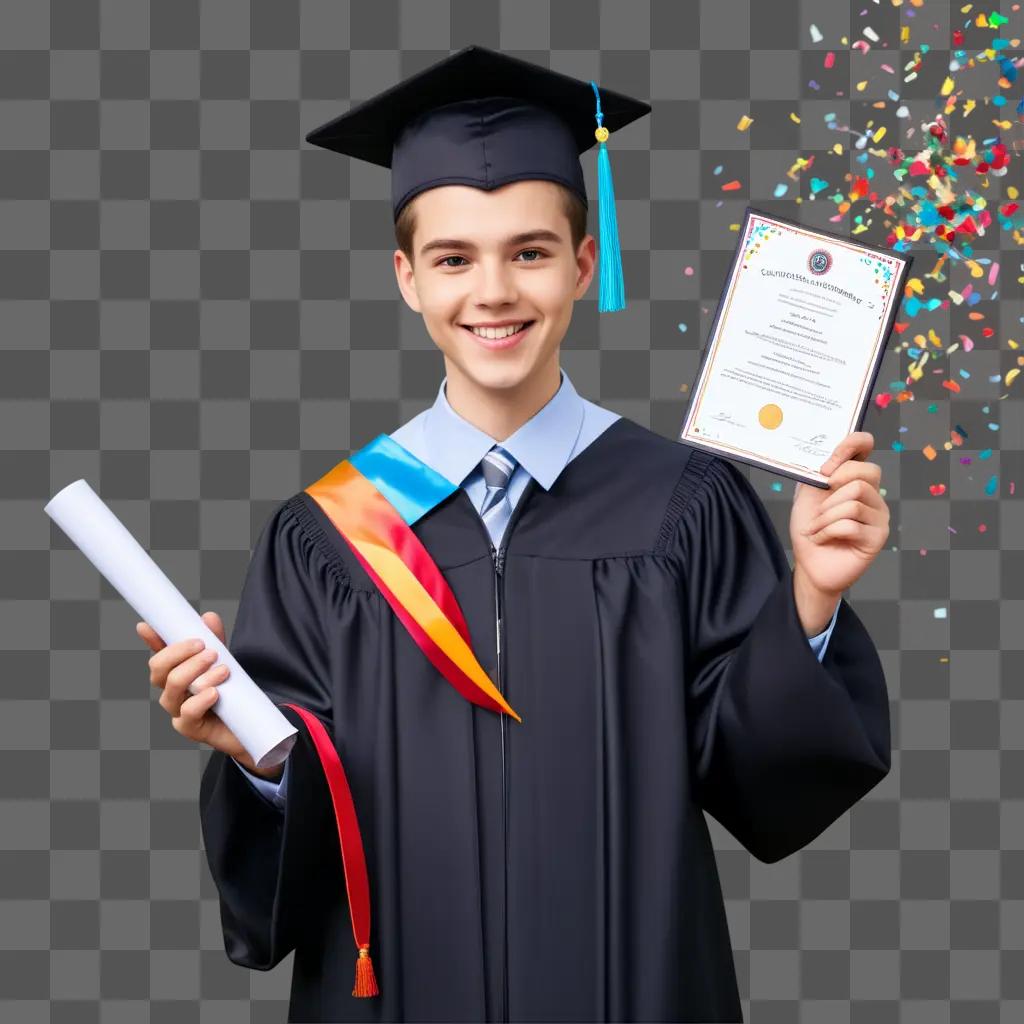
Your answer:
[137,609,284,781]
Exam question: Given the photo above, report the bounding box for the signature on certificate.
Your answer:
[791,432,831,458]
[707,411,747,430]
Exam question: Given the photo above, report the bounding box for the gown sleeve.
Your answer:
[673,454,891,863]
[199,497,341,970]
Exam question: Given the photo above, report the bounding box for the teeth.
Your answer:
[467,322,526,339]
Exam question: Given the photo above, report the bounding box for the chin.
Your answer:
[459,360,533,391]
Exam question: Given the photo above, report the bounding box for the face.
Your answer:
[393,179,596,395]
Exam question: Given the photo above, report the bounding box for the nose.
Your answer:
[472,256,518,309]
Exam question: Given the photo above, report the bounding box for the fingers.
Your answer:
[149,637,205,687]
[810,477,885,518]
[173,686,221,738]
[824,457,882,493]
[803,497,878,536]
[136,621,165,652]
[137,610,224,653]
[158,647,226,716]
[201,610,226,644]
[820,431,874,475]
[804,489,889,542]
[806,517,888,548]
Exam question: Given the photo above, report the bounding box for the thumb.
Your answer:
[201,610,226,645]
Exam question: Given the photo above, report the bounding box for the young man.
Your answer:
[141,46,891,1022]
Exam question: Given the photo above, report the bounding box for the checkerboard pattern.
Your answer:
[3,0,1022,1020]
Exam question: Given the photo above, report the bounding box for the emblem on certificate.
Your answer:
[679,207,914,488]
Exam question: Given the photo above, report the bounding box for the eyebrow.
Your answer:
[419,229,564,258]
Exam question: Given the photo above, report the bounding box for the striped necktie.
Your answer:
[478,444,517,549]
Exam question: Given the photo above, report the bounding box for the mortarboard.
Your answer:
[304,44,651,312]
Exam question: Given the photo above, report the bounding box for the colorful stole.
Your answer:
[283,433,521,998]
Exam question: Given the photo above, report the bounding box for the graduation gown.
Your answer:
[198,415,891,1023]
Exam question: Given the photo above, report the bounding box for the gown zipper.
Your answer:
[458,479,532,1024]
[463,477,535,1024]
[490,542,509,1024]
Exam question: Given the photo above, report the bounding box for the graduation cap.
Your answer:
[304,44,651,313]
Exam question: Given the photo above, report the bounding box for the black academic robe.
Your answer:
[198,415,891,1023]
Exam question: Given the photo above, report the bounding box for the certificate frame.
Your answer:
[678,205,914,488]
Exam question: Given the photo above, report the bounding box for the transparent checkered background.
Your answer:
[2,1,1023,1021]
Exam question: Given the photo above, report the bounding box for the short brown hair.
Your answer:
[395,182,589,266]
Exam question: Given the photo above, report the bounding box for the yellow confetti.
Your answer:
[901,25,909,43]
[1007,186,1019,200]
[1008,367,1020,387]
[965,259,984,278]
[906,277,925,295]
[873,126,886,142]
[789,112,801,124]
[962,98,976,117]
[737,114,753,131]
[856,80,868,91]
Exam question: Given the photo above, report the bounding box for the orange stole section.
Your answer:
[305,459,521,721]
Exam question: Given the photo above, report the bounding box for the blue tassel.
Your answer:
[590,81,626,313]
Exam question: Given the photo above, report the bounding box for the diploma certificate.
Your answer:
[679,207,913,487]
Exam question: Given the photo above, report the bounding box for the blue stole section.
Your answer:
[348,433,459,526]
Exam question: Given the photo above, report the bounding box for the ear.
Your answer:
[393,249,422,313]
[573,233,597,300]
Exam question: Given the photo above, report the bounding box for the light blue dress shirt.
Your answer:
[236,368,841,806]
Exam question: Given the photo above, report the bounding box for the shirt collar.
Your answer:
[423,367,585,491]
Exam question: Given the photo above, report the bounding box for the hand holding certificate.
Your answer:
[679,207,913,487]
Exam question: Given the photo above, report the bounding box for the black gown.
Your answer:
[198,415,891,1023]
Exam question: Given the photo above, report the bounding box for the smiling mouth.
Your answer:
[461,320,536,348]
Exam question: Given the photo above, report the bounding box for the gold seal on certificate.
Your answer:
[679,207,914,488]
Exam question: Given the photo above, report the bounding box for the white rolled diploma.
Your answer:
[44,479,297,770]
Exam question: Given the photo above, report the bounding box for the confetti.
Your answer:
[694,11,1024,503]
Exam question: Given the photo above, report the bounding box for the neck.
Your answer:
[443,358,562,442]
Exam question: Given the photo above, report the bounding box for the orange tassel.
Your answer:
[352,944,380,998]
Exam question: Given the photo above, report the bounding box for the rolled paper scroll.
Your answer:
[44,479,297,770]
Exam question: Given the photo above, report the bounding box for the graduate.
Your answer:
[152,45,892,1023]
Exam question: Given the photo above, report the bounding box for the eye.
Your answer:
[438,255,468,268]
[515,249,545,262]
